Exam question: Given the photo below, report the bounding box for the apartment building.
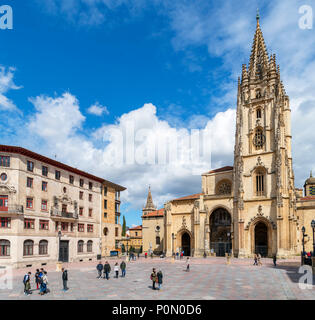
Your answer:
[0,145,124,268]
[101,181,126,256]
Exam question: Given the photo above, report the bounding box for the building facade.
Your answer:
[0,145,124,268]
[101,181,126,257]
[142,187,164,254]
[120,225,143,253]
[163,15,315,258]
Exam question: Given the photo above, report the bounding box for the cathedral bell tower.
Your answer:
[233,12,298,258]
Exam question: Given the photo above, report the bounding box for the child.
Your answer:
[114,263,119,278]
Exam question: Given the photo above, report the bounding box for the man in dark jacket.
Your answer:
[103,261,111,280]
[96,261,103,279]
[120,261,126,277]
[62,268,68,291]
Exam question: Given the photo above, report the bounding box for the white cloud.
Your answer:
[0,66,22,112]
[87,102,109,116]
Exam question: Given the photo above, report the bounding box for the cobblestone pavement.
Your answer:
[0,257,314,300]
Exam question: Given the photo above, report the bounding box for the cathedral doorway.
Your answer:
[181,232,191,256]
[254,222,268,257]
[210,208,232,257]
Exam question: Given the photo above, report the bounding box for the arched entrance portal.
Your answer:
[210,208,232,257]
[255,222,268,257]
[181,233,191,256]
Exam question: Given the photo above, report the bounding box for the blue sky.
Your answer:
[1,0,315,227]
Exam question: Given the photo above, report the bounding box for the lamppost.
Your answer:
[301,226,306,265]
[227,232,231,255]
[58,230,62,262]
[311,220,315,257]
[172,233,175,256]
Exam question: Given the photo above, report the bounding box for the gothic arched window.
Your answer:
[256,108,262,119]
[255,169,265,196]
[253,128,265,150]
[216,181,232,195]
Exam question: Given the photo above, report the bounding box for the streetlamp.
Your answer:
[301,226,306,265]
[58,230,62,262]
[172,233,175,256]
[227,232,231,255]
[311,220,315,257]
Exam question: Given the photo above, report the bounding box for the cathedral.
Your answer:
[142,14,315,258]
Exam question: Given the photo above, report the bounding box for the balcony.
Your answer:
[0,205,24,214]
[50,208,78,219]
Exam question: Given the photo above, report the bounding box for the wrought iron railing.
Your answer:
[0,205,24,214]
[50,208,78,219]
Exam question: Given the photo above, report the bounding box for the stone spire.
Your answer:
[143,186,156,215]
[248,10,269,79]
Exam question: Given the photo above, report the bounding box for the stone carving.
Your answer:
[245,213,277,230]
[182,216,187,228]
[0,183,16,194]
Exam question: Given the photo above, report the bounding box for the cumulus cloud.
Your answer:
[0,66,22,112]
[87,102,109,116]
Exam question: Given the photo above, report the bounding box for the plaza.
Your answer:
[1,257,314,300]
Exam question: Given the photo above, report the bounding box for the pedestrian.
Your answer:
[23,272,31,295]
[150,268,157,290]
[157,270,163,290]
[103,261,111,280]
[186,257,190,272]
[258,253,262,266]
[62,268,68,291]
[120,260,126,277]
[35,269,40,290]
[96,261,103,279]
[273,254,277,267]
[40,271,48,295]
[137,252,140,259]
[180,252,184,260]
[203,252,207,259]
[253,254,258,266]
[176,252,179,260]
[145,252,147,259]
[114,263,119,278]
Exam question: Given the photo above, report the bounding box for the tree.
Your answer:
[122,215,126,236]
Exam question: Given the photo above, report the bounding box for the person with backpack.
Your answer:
[23,272,31,295]
[114,263,119,278]
[96,261,103,279]
[40,271,48,295]
[35,269,41,290]
[157,270,163,290]
[120,260,126,277]
[150,268,157,290]
[103,261,111,280]
[62,268,68,291]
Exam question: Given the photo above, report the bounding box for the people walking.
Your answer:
[273,254,277,267]
[23,272,31,295]
[150,268,157,290]
[62,268,68,291]
[253,254,258,266]
[96,261,103,279]
[35,269,41,290]
[157,270,163,290]
[120,260,126,277]
[186,257,190,272]
[103,261,111,280]
[257,253,262,266]
[114,263,119,278]
[145,252,148,259]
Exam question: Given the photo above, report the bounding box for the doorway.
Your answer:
[181,233,191,256]
[59,240,69,262]
[255,222,268,257]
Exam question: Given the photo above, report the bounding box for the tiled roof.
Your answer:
[206,166,233,174]
[172,193,203,201]
[142,208,164,218]
[129,225,142,230]
[0,145,126,190]
[299,196,315,201]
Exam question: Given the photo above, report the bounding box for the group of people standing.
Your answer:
[150,268,163,290]
[23,268,49,296]
[23,268,68,296]
[96,261,127,279]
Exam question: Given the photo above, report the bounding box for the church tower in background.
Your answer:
[233,12,298,257]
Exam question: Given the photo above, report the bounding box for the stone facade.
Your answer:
[162,15,315,259]
[0,145,125,268]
